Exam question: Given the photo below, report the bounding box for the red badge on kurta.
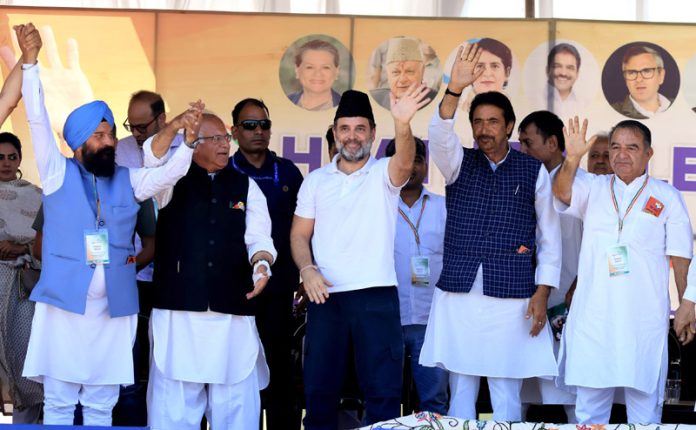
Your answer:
[643,196,664,217]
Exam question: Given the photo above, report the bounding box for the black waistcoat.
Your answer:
[153,163,256,315]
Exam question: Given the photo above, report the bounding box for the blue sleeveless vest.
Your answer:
[31,159,140,317]
[437,148,541,298]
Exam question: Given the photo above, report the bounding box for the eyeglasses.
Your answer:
[237,119,272,131]
[623,67,662,81]
[193,134,232,146]
[123,114,160,134]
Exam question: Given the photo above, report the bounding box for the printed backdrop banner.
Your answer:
[2,8,696,225]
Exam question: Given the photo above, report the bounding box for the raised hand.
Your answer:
[563,116,593,161]
[181,100,204,144]
[389,83,431,124]
[35,26,94,144]
[14,23,42,64]
[448,43,484,93]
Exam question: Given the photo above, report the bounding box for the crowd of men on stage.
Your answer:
[1,22,695,430]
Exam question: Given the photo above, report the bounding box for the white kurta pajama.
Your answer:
[521,166,584,414]
[144,141,275,430]
[421,110,561,421]
[20,66,195,426]
[556,172,692,424]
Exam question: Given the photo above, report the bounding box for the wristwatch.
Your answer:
[183,130,199,149]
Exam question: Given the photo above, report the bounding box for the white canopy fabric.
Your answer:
[2,1,696,25]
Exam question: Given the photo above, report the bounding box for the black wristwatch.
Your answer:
[445,87,463,97]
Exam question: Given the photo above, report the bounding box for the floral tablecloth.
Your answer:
[359,412,696,430]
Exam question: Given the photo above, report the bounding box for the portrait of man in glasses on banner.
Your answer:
[602,42,680,120]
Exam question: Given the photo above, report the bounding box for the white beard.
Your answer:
[338,139,373,162]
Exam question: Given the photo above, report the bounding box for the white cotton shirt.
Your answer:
[630,93,672,118]
[116,134,183,282]
[551,85,584,120]
[294,155,403,293]
[419,109,560,379]
[146,140,275,386]
[521,164,585,404]
[394,189,446,326]
[20,65,193,385]
[556,172,692,394]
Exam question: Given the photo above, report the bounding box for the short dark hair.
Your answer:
[295,39,339,68]
[0,132,21,158]
[609,120,652,150]
[232,98,270,125]
[622,45,664,69]
[385,136,426,158]
[325,125,335,148]
[547,43,581,71]
[477,38,512,71]
[469,91,516,138]
[518,110,565,151]
[129,90,165,118]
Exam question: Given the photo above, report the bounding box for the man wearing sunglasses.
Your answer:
[230,99,304,430]
[146,112,276,429]
[611,45,672,119]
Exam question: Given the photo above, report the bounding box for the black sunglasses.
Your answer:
[238,119,272,131]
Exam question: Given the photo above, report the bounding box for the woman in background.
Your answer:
[288,39,341,110]
[0,132,43,424]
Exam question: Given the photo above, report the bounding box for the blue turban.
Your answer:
[63,100,114,151]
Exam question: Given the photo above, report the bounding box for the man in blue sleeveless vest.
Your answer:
[291,84,432,429]
[146,112,276,430]
[15,24,201,426]
[420,43,561,421]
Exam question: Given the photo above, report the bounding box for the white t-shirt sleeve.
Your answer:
[294,172,316,219]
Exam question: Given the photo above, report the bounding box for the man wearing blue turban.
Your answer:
[14,24,203,426]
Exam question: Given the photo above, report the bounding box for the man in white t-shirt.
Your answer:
[291,84,431,429]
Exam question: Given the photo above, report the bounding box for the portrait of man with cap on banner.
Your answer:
[370,36,439,110]
[291,84,431,428]
[13,24,203,426]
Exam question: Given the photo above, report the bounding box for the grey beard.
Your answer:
[338,139,373,162]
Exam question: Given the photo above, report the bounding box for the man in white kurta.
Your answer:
[420,44,561,421]
[144,113,276,430]
[517,111,583,421]
[553,118,692,424]
[18,29,198,426]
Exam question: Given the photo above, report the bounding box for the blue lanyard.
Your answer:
[231,156,279,187]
